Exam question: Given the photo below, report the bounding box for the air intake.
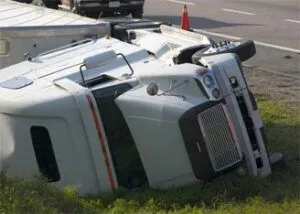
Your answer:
[198,103,242,171]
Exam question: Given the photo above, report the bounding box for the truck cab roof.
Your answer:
[0,36,201,100]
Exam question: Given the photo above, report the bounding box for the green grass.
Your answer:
[1,98,300,214]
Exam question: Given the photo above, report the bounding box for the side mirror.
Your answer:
[146,82,159,96]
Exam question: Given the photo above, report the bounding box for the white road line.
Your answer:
[221,8,255,16]
[194,29,300,53]
[166,0,195,6]
[254,41,300,53]
[284,19,300,24]
[194,29,243,40]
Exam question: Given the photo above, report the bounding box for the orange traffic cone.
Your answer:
[180,4,190,31]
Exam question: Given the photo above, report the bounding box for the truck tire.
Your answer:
[191,40,256,64]
[113,21,164,41]
[173,44,209,64]
[131,7,143,18]
[42,0,59,9]
[85,12,100,19]
[18,0,33,3]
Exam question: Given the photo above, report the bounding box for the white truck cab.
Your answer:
[0,25,277,195]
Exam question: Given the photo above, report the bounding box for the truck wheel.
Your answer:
[85,12,100,19]
[19,0,34,3]
[191,40,256,64]
[113,21,164,41]
[131,7,143,18]
[173,44,210,64]
[42,0,59,9]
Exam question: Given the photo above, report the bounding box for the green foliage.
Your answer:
[257,97,300,125]
[1,99,300,214]
[257,98,300,174]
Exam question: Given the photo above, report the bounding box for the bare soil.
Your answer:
[243,66,300,108]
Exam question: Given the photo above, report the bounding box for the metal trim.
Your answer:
[197,103,242,172]
[0,24,110,38]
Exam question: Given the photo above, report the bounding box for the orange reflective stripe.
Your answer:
[86,95,117,192]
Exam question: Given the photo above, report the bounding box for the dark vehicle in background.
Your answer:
[41,0,145,18]
[13,0,33,3]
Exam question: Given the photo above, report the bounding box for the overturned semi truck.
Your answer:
[0,24,283,195]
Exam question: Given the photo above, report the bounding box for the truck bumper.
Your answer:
[77,0,144,13]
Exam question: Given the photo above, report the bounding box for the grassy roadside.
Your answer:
[1,98,299,214]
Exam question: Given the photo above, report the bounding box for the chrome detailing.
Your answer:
[198,103,242,171]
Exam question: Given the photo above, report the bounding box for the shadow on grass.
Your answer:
[143,15,261,30]
[96,122,299,210]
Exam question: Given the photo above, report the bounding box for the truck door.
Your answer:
[91,83,149,190]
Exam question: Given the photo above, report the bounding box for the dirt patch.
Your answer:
[243,66,300,108]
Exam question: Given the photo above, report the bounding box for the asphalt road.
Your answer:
[143,0,300,76]
[144,0,299,49]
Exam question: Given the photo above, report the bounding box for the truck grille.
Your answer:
[198,104,242,171]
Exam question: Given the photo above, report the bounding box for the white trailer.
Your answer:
[0,23,283,196]
[0,0,110,69]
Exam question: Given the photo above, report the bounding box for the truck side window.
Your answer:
[30,126,60,182]
[92,84,149,190]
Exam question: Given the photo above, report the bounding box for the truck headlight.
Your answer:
[203,75,214,88]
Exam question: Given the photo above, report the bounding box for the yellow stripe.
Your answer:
[86,95,117,192]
